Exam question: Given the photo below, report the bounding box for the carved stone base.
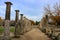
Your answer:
[3,20,10,40]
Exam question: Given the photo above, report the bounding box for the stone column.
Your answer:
[3,2,12,40]
[20,14,23,21]
[28,20,31,31]
[15,10,19,22]
[5,2,12,20]
[45,15,48,33]
[20,14,24,35]
[14,10,20,38]
[26,19,31,32]
[25,18,28,32]
[23,17,27,33]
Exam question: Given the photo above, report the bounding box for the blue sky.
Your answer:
[0,0,60,21]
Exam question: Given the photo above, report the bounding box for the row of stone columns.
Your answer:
[19,16,33,35]
[18,14,33,35]
[3,1,33,40]
[3,1,21,40]
[14,11,24,37]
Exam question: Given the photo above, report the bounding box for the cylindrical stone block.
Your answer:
[5,2,12,20]
[15,10,19,22]
[20,14,23,21]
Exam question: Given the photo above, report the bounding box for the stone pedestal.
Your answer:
[14,22,20,38]
[3,20,10,40]
[20,21,24,35]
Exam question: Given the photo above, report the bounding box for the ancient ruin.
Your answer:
[14,10,20,37]
[3,2,12,40]
[0,1,60,40]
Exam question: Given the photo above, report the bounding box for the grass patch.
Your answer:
[10,27,15,32]
[0,27,4,33]
[0,26,15,33]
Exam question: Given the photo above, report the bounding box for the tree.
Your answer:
[36,21,40,25]
[43,3,60,25]
[53,3,60,16]
[44,4,53,16]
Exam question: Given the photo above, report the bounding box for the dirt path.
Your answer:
[19,28,51,40]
